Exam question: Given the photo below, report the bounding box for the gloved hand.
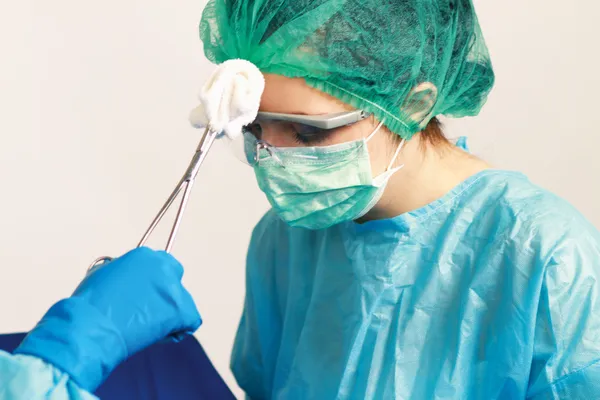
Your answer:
[14,247,201,392]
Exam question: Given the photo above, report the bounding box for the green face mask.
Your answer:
[247,122,405,230]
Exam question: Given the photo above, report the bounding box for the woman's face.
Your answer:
[254,74,400,176]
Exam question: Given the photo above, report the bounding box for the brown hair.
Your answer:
[389,117,448,147]
[420,117,447,145]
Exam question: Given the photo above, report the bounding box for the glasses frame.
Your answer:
[255,110,372,130]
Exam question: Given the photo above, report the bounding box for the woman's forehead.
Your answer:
[260,73,351,115]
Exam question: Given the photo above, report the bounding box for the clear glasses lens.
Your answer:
[227,129,257,166]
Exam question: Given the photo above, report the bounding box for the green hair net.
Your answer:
[200,0,495,139]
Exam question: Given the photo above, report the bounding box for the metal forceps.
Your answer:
[88,126,220,270]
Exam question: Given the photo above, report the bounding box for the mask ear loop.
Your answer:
[387,138,406,171]
[365,120,385,142]
[364,119,406,172]
[255,139,285,167]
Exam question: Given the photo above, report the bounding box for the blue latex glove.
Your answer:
[14,247,201,392]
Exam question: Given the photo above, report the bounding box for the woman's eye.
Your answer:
[291,123,330,145]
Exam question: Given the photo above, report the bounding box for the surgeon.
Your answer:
[199,0,600,399]
[0,247,201,399]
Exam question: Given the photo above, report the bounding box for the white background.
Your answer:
[1,1,598,398]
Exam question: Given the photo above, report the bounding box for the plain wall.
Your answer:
[1,1,598,397]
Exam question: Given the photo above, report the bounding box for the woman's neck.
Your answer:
[364,137,491,221]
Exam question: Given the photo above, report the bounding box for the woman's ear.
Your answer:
[402,82,438,127]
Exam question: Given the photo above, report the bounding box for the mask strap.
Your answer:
[365,120,385,142]
[387,138,406,171]
[255,140,285,167]
[363,119,405,172]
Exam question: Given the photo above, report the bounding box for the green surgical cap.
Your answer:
[200,0,495,139]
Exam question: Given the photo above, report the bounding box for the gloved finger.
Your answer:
[155,250,185,280]
[172,286,203,336]
[126,246,155,258]
[165,330,192,344]
[85,258,113,277]
[110,247,157,271]
[158,289,202,345]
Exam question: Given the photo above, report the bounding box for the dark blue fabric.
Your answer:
[0,332,234,399]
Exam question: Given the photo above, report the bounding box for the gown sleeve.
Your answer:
[230,211,283,400]
[0,351,97,400]
[527,219,600,399]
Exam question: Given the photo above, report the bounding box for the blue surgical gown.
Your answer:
[231,170,600,399]
[0,351,96,399]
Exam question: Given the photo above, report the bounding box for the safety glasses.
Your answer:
[256,110,371,130]
[229,110,372,165]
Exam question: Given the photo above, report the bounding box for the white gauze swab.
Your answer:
[188,59,265,139]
